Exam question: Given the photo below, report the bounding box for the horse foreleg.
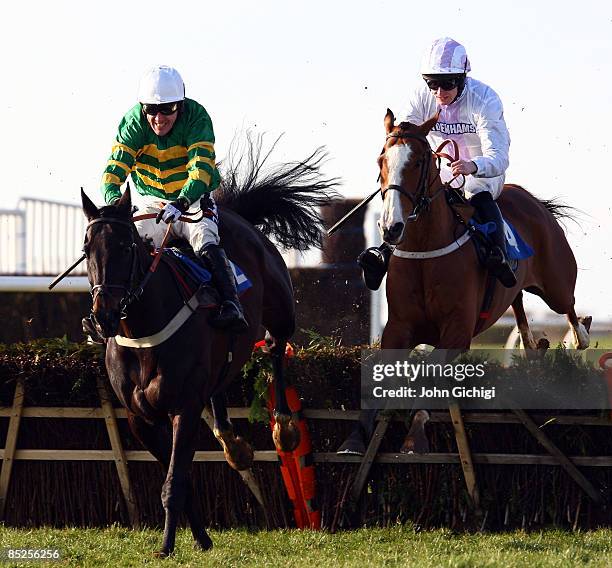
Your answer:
[337,408,379,456]
[266,333,300,452]
[158,407,206,557]
[127,412,212,554]
[511,291,549,355]
[567,308,592,350]
[211,394,254,471]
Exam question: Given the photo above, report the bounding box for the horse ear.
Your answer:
[117,183,132,213]
[384,108,395,134]
[81,188,99,221]
[418,111,440,136]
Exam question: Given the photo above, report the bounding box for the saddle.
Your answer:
[158,239,251,308]
[446,189,529,272]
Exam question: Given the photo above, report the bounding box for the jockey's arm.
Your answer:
[471,93,510,178]
[178,106,221,206]
[100,116,141,204]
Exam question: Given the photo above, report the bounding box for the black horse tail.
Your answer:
[538,197,579,223]
[507,184,580,226]
[213,135,341,250]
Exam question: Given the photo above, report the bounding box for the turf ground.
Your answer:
[1,525,611,567]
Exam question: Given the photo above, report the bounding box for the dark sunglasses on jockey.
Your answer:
[141,102,181,116]
[424,77,462,91]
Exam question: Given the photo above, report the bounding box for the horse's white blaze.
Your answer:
[379,145,412,235]
[571,321,590,349]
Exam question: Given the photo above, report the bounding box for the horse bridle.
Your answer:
[85,217,143,319]
[381,131,447,222]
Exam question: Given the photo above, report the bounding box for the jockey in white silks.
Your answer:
[359,37,517,290]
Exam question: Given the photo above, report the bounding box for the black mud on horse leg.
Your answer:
[127,412,212,553]
[210,393,254,471]
[267,334,301,452]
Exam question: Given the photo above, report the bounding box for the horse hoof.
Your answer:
[401,410,430,454]
[225,436,254,471]
[573,316,592,349]
[399,436,429,454]
[273,414,301,452]
[153,549,171,559]
[580,316,593,333]
[536,338,550,351]
[214,429,254,471]
[337,430,366,456]
[194,534,213,551]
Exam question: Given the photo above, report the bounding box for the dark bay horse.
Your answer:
[81,149,338,556]
[339,109,591,455]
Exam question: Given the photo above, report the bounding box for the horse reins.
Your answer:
[86,211,199,319]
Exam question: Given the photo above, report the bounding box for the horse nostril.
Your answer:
[382,222,404,244]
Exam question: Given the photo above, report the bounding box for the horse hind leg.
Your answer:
[266,331,301,453]
[211,394,254,471]
[567,309,592,350]
[511,291,550,355]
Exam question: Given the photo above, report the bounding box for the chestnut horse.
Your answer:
[339,110,591,456]
[81,149,337,556]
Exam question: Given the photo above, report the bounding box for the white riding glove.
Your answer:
[155,197,189,224]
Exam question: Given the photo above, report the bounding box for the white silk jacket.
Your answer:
[399,77,510,199]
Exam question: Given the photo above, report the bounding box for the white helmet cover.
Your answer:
[420,38,471,75]
[137,65,185,104]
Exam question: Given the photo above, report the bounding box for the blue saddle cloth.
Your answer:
[469,219,534,260]
[165,248,253,294]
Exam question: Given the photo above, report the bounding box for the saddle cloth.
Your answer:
[163,248,252,297]
[469,218,534,260]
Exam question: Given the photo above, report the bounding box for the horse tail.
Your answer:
[506,183,580,225]
[537,197,579,223]
[213,135,341,250]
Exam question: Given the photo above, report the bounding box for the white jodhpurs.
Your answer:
[132,193,220,253]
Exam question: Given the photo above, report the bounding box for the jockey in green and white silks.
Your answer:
[83,65,248,343]
[359,38,517,290]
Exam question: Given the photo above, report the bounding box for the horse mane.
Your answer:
[213,134,341,251]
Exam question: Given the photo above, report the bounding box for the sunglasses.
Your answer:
[424,78,460,91]
[141,102,180,116]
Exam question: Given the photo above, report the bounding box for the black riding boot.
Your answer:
[357,242,393,290]
[199,244,249,332]
[470,192,517,288]
[81,315,105,344]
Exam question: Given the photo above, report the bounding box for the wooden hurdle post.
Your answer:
[449,402,482,512]
[0,379,24,520]
[201,406,265,507]
[96,377,140,527]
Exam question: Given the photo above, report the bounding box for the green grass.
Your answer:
[1,525,611,567]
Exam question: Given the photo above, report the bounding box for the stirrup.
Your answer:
[210,301,249,333]
[357,246,390,291]
[487,247,517,288]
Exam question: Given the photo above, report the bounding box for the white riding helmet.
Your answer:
[137,65,185,104]
[420,38,471,75]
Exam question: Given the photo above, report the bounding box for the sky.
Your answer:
[2,0,612,322]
